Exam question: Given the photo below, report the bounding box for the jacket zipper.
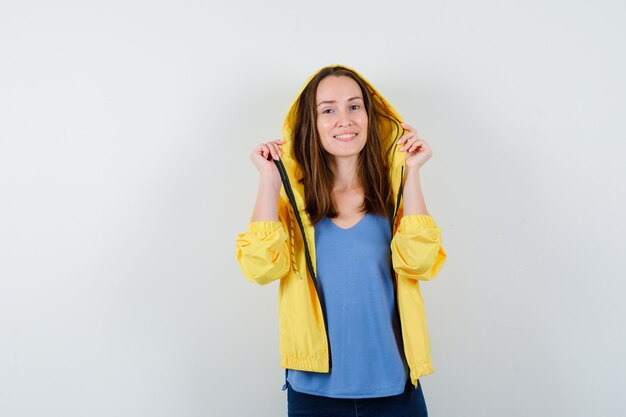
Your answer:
[388,164,407,380]
[274,159,333,371]
[388,165,404,232]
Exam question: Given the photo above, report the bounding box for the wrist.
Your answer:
[405,165,421,176]
[259,173,282,191]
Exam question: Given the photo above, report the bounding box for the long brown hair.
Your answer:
[292,65,403,225]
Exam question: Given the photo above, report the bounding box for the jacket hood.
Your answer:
[277,64,408,212]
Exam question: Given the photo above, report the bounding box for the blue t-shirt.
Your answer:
[287,213,409,398]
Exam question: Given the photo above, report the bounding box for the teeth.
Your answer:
[334,133,356,139]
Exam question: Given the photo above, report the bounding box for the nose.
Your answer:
[336,109,352,127]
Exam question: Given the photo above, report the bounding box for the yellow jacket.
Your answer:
[235,66,447,389]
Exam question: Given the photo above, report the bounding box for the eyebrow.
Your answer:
[316,96,363,107]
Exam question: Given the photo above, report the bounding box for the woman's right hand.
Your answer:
[249,139,285,221]
[250,139,284,180]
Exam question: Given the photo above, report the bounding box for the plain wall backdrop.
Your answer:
[1,0,625,416]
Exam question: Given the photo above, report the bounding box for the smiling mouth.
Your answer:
[333,133,357,141]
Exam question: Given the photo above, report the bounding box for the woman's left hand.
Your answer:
[397,122,432,169]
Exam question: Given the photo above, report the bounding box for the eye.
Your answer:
[321,108,333,114]
[350,104,361,110]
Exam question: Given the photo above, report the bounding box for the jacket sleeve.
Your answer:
[390,214,447,281]
[235,220,291,285]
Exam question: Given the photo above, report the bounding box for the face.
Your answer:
[315,75,368,160]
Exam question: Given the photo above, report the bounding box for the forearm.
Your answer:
[402,166,429,216]
[251,175,282,221]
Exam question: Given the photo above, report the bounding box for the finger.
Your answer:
[407,137,426,151]
[263,143,276,160]
[408,142,423,153]
[414,141,431,154]
[413,139,428,150]
[261,143,277,160]
[401,130,417,145]
[259,144,271,159]
[397,132,412,144]
[266,142,280,160]
[256,147,267,160]
[271,139,284,149]
[399,136,418,151]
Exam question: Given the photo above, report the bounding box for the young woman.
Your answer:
[236,65,447,417]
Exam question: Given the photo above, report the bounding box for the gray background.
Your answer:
[1,0,625,416]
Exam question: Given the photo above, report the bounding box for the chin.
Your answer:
[332,148,366,159]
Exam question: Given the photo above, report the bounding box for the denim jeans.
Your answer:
[287,379,428,417]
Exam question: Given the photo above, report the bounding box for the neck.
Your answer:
[330,155,361,192]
